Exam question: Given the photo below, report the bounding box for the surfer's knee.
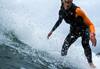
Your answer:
[61,48,68,56]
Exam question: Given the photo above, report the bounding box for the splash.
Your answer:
[0,0,100,69]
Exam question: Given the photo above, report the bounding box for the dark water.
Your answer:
[0,31,77,69]
[0,29,100,69]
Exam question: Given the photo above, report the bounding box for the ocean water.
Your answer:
[0,0,100,69]
[0,31,77,69]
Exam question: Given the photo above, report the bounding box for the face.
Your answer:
[63,0,73,10]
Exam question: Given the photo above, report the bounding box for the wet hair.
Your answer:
[62,0,73,3]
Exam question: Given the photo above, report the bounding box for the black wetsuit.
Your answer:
[51,3,92,63]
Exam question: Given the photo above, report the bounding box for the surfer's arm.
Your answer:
[76,8,95,33]
[51,10,63,32]
[47,10,63,39]
[76,8,96,46]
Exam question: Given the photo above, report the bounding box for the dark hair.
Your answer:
[62,0,73,3]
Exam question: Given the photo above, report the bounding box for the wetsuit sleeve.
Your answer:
[76,8,95,33]
[61,0,63,2]
[51,10,63,32]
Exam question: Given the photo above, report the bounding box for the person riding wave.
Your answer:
[47,0,97,68]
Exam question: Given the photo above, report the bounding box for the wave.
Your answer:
[0,0,100,69]
[0,31,78,69]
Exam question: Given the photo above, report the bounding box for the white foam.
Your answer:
[0,0,100,69]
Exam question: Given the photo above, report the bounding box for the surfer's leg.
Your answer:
[81,31,92,63]
[61,33,78,56]
[81,31,96,68]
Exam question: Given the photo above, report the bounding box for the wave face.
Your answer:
[0,0,100,69]
[0,31,78,69]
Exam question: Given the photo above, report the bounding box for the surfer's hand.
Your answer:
[47,31,52,39]
[90,32,97,47]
